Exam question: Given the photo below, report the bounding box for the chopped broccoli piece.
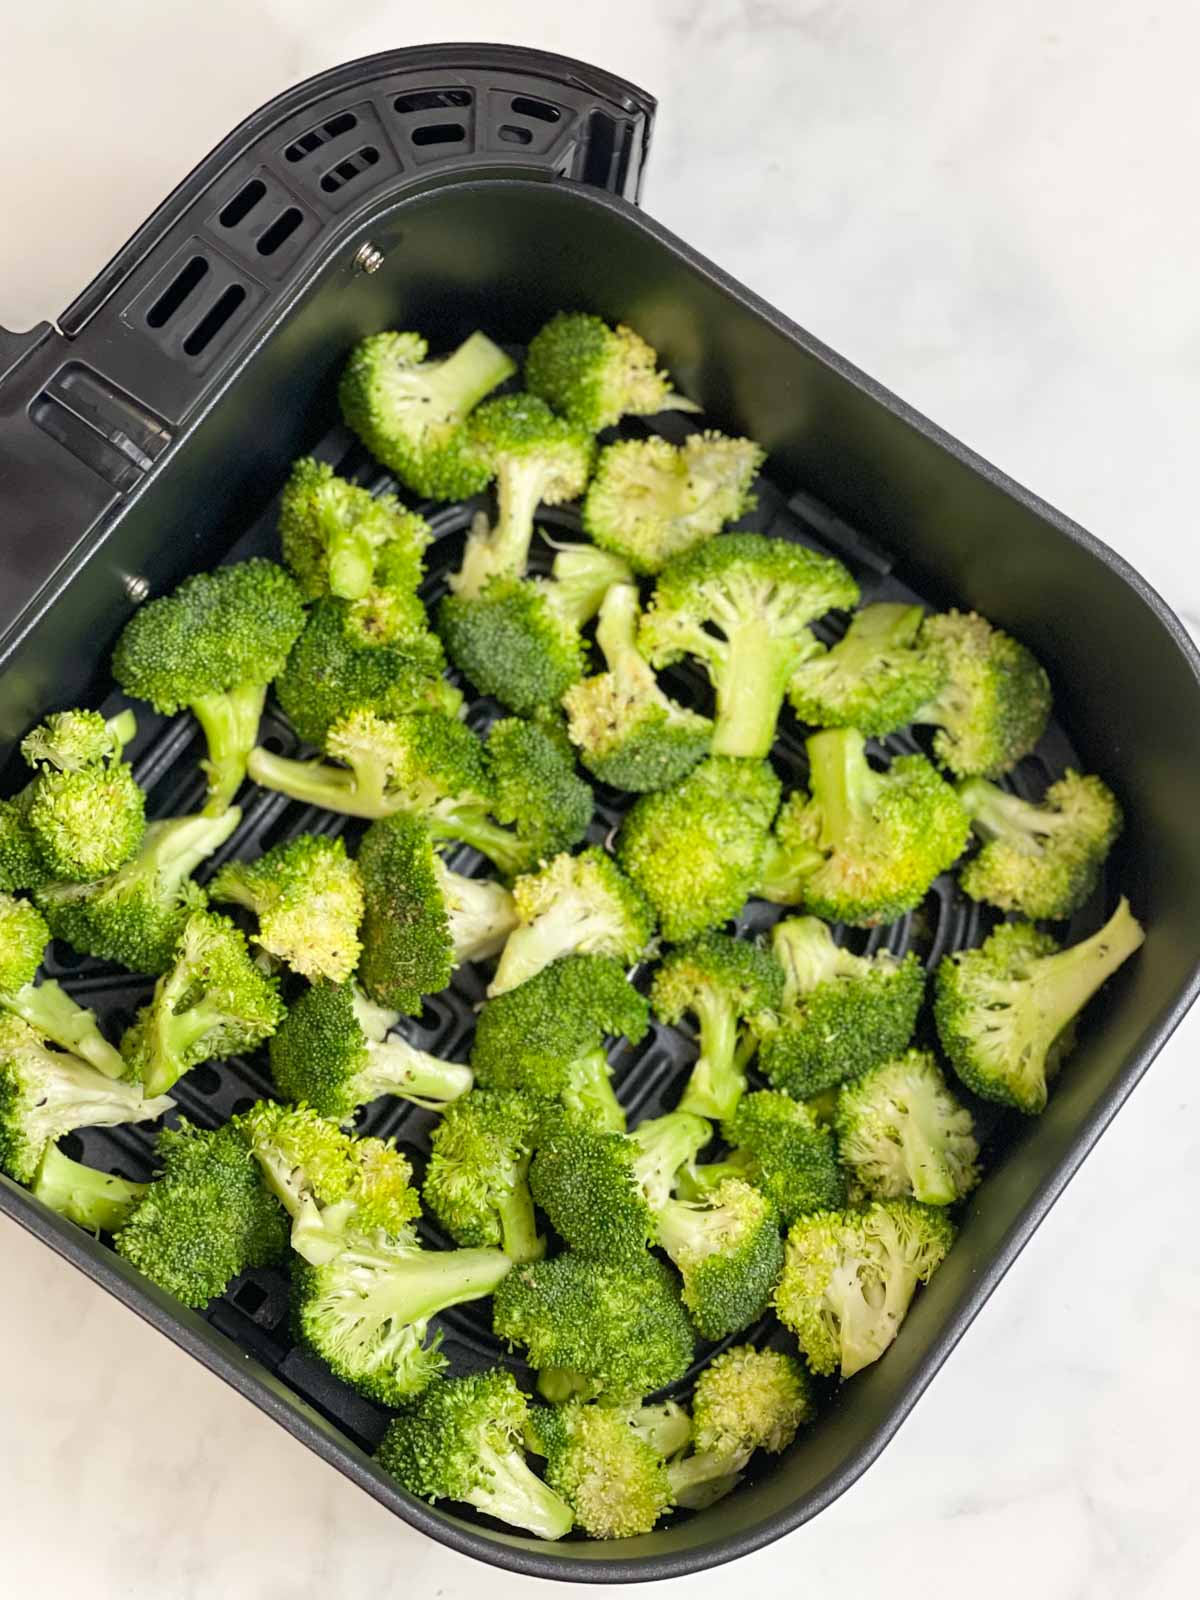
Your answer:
[532,1400,674,1538]
[338,329,516,500]
[640,533,859,758]
[32,1143,148,1234]
[484,714,594,873]
[20,709,134,772]
[423,1089,544,1262]
[629,1109,714,1212]
[209,833,363,983]
[0,892,124,1077]
[0,791,48,894]
[278,456,431,602]
[933,899,1145,1114]
[957,771,1123,921]
[835,1050,980,1205]
[787,602,946,736]
[525,311,700,432]
[26,763,146,882]
[914,610,1052,779]
[378,1368,573,1539]
[654,1178,783,1341]
[682,1089,846,1224]
[0,892,49,994]
[669,1345,812,1509]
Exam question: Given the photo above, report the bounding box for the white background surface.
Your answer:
[2,4,1198,1596]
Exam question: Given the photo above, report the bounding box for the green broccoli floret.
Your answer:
[618,757,780,941]
[378,1368,573,1539]
[682,1089,846,1225]
[423,1089,543,1262]
[278,456,431,602]
[112,559,305,814]
[493,1251,695,1403]
[113,1118,289,1306]
[209,833,363,984]
[957,771,1123,921]
[439,539,631,716]
[786,602,946,736]
[525,311,700,433]
[0,791,48,894]
[651,933,784,1121]
[563,581,713,791]
[639,533,859,758]
[484,714,594,873]
[471,955,650,1131]
[31,1143,148,1234]
[20,708,145,881]
[913,610,1052,778]
[835,1050,980,1205]
[629,1109,714,1211]
[753,916,925,1097]
[933,899,1145,1114]
[776,1199,955,1378]
[446,394,595,599]
[20,708,135,771]
[758,728,970,925]
[33,809,239,976]
[268,978,472,1121]
[338,329,516,500]
[531,1400,674,1539]
[0,1014,173,1184]
[0,892,124,1076]
[654,1178,783,1342]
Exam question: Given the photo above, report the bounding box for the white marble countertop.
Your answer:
[3,4,1199,1596]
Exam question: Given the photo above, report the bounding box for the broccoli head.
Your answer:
[532,1400,674,1539]
[914,610,1052,778]
[0,893,48,995]
[21,708,144,881]
[484,714,594,874]
[32,1143,148,1234]
[20,708,134,772]
[686,1089,846,1225]
[835,1050,980,1205]
[0,892,124,1077]
[278,456,431,602]
[525,310,700,432]
[654,1178,784,1342]
[787,602,946,736]
[0,792,48,895]
[423,1089,543,1262]
[209,833,363,983]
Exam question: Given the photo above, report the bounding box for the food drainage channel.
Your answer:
[46,399,1110,1497]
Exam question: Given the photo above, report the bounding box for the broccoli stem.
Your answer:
[563,1046,626,1132]
[496,1168,545,1263]
[490,896,599,995]
[771,916,842,995]
[805,728,875,850]
[595,579,641,668]
[1025,898,1145,1044]
[141,999,230,1097]
[544,547,633,631]
[631,1401,692,1461]
[245,748,374,816]
[147,811,243,889]
[107,709,138,754]
[679,993,744,1120]
[675,1154,752,1201]
[631,1112,713,1210]
[326,520,379,601]
[1,980,124,1078]
[427,807,526,878]
[439,867,518,964]
[337,1238,513,1322]
[356,1037,474,1109]
[537,1367,598,1404]
[430,330,517,420]
[32,1143,147,1233]
[493,458,549,576]
[667,1449,745,1510]
[469,1438,575,1541]
[958,778,1057,844]
[191,683,268,815]
[655,1197,723,1265]
[711,628,803,759]
[756,836,826,905]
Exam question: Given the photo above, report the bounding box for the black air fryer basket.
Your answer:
[1,44,1198,1583]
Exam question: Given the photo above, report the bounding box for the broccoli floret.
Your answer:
[933,899,1145,1114]
[651,933,784,1121]
[484,714,594,873]
[914,610,1052,779]
[268,978,472,1121]
[20,708,134,772]
[21,708,144,882]
[618,757,780,941]
[471,955,649,1131]
[338,329,516,500]
[447,395,595,599]
[0,1014,173,1184]
[493,1251,695,1403]
[629,1109,714,1211]
[423,1089,543,1262]
[758,728,969,925]
[835,1050,980,1205]
[754,916,925,1096]
[787,602,946,736]
[531,1400,674,1539]
[113,1118,289,1306]
[563,581,712,792]
[278,456,431,602]
[669,1345,812,1509]
[439,540,631,716]
[33,810,239,976]
[525,311,700,433]
[654,1178,783,1342]
[0,791,48,894]
[775,1199,955,1378]
[112,559,305,814]
[683,1089,846,1225]
[957,771,1123,921]
[0,892,124,1076]
[639,533,859,758]
[378,1368,573,1539]
[31,1143,148,1234]
[209,833,363,984]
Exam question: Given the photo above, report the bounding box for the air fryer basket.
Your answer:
[1,45,1198,1584]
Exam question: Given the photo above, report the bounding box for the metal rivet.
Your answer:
[123,575,151,604]
[353,242,384,275]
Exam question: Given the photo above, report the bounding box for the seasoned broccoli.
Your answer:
[639,533,859,758]
[758,728,969,925]
[583,432,764,576]
[378,1368,573,1540]
[20,708,145,881]
[493,1251,695,1403]
[484,714,594,873]
[669,1345,812,1509]
[682,1090,845,1225]
[563,581,712,791]
[913,610,1052,779]
[209,833,364,983]
[120,909,285,1097]
[33,809,239,976]
[651,933,784,1121]
[531,1400,674,1538]
[0,791,47,894]
[654,1178,783,1342]
[0,1014,173,1184]
[20,708,134,772]
[618,757,781,941]
[754,916,925,1097]
[525,311,700,432]
[278,456,431,602]
[32,1143,147,1234]
[775,1199,955,1378]
[268,978,472,1121]
[933,899,1145,1114]
[835,1050,980,1205]
[787,602,946,736]
[114,1118,289,1306]
[0,892,124,1076]
[112,559,306,814]
[338,329,516,500]
[957,771,1123,921]
[423,1089,544,1262]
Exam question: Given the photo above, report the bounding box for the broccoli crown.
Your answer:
[655,1179,784,1342]
[721,1090,846,1224]
[916,610,1052,779]
[957,770,1123,921]
[529,1113,655,1261]
[26,762,146,882]
[534,1400,674,1539]
[439,574,587,717]
[493,1251,695,1403]
[20,709,130,772]
[835,1050,980,1206]
[378,1367,573,1540]
[0,792,48,895]
[423,1089,543,1259]
[209,832,363,983]
[618,757,781,941]
[0,893,49,994]
[640,533,859,758]
[583,432,764,576]
[692,1344,813,1458]
[933,899,1144,1114]
[787,602,946,736]
[31,1143,148,1234]
[353,811,452,1010]
[278,456,430,602]
[114,1118,289,1307]
[525,311,697,432]
[338,329,516,500]
[484,715,594,873]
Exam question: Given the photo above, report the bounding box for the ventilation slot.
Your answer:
[498,124,533,145]
[319,146,380,194]
[510,95,561,123]
[394,87,471,113]
[145,256,208,328]
[411,123,466,147]
[256,207,303,256]
[581,110,618,189]
[182,284,247,356]
[218,179,266,228]
[284,111,357,162]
